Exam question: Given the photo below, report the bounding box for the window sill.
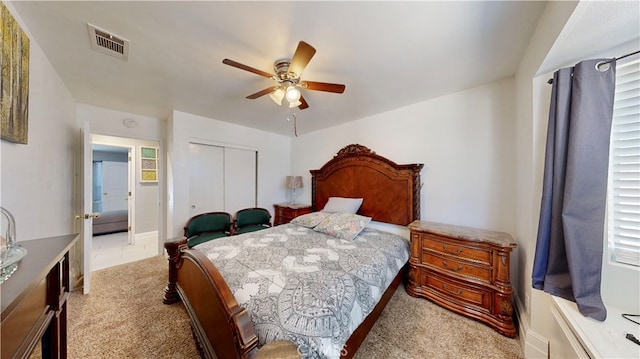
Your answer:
[551,296,640,358]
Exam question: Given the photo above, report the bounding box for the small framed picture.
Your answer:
[140,146,158,183]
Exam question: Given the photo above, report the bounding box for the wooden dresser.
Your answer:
[406,221,517,337]
[1,234,79,358]
[273,203,312,226]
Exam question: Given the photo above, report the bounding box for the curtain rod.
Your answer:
[547,49,640,84]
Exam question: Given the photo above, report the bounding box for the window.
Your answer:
[607,58,640,267]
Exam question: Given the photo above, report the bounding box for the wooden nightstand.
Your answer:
[406,220,517,337]
[273,203,312,225]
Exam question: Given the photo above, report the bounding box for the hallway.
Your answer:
[92,232,159,271]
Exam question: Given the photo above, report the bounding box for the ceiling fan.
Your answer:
[222,41,346,110]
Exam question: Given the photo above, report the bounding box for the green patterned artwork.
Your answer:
[141,147,156,159]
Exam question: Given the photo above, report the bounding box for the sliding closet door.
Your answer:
[188,143,256,217]
[189,143,224,217]
[224,147,256,215]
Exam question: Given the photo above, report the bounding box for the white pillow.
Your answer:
[313,213,372,240]
[290,212,331,228]
[321,197,363,214]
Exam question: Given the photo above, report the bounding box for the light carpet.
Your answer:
[68,255,523,358]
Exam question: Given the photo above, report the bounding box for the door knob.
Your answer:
[191,205,196,209]
[75,213,100,219]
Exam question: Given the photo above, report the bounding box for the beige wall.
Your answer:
[0,2,77,242]
[292,78,517,235]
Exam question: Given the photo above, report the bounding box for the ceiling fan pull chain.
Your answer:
[293,113,298,137]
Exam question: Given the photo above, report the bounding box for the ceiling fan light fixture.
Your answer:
[222,41,345,111]
[285,85,301,103]
[288,100,302,108]
[269,88,285,106]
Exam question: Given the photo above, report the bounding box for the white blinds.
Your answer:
[608,59,640,267]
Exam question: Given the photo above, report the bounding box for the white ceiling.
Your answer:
[12,1,551,136]
[542,1,640,74]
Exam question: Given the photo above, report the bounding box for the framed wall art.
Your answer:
[140,146,158,183]
[1,3,30,144]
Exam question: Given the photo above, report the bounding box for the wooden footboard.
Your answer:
[164,238,259,359]
[164,238,406,359]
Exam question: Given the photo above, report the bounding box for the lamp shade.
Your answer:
[269,88,285,106]
[285,175,303,189]
[288,100,302,108]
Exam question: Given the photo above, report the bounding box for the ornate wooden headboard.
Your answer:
[310,144,423,226]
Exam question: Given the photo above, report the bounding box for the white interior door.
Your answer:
[189,143,224,217]
[224,147,256,214]
[127,148,134,245]
[102,161,129,212]
[82,121,94,294]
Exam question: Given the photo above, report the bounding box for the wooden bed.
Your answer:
[163,144,423,358]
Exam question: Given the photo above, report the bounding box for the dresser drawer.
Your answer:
[423,271,491,312]
[1,277,49,358]
[274,204,312,225]
[422,252,491,282]
[422,234,491,265]
[278,208,305,221]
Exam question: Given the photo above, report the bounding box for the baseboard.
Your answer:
[135,230,161,256]
[514,291,549,358]
[71,275,84,292]
[513,292,528,350]
[135,230,158,242]
[524,328,549,358]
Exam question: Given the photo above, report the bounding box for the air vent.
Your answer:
[87,23,129,61]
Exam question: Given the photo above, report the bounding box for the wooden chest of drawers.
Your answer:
[1,234,79,358]
[273,203,312,226]
[406,221,517,337]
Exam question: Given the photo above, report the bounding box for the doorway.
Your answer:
[90,136,160,271]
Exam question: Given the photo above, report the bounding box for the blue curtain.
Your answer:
[532,59,616,321]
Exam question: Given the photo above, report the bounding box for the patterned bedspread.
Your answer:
[194,223,409,358]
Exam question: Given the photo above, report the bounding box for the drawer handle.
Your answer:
[442,244,462,254]
[442,261,463,272]
[442,283,463,295]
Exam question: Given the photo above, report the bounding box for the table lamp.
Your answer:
[285,176,303,204]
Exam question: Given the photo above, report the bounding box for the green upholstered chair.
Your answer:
[183,212,232,248]
[234,208,272,235]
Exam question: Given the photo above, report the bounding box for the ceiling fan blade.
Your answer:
[298,95,309,110]
[302,81,346,94]
[246,86,279,99]
[288,41,316,77]
[222,59,273,78]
